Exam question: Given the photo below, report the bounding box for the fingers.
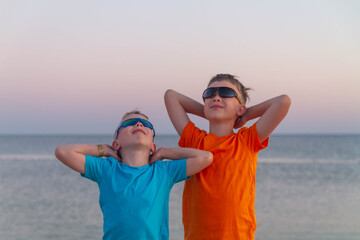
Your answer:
[108,149,120,161]
[112,153,122,161]
[102,144,122,161]
[234,116,247,129]
[234,117,241,129]
[149,154,159,165]
[149,151,164,165]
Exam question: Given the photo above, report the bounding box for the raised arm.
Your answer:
[149,147,213,176]
[55,144,120,174]
[164,89,205,136]
[237,94,291,143]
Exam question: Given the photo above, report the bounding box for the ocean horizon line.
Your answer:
[1,154,358,164]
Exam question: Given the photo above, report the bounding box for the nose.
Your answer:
[135,121,143,127]
[212,91,221,102]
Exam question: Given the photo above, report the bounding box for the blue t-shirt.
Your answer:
[81,156,188,240]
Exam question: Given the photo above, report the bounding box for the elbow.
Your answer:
[165,89,181,101]
[164,89,175,99]
[54,146,61,159]
[280,94,292,109]
[164,89,178,103]
[204,152,213,167]
[54,146,65,162]
[164,89,179,107]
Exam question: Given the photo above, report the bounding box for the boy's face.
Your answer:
[203,81,246,122]
[112,114,156,153]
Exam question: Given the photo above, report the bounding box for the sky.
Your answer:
[1,0,359,135]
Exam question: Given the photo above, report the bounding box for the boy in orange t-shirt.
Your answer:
[164,74,291,240]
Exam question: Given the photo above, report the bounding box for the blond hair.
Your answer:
[121,109,149,121]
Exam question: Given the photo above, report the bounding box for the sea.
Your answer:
[0,134,359,240]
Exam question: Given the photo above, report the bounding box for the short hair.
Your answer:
[114,109,149,139]
[208,74,251,104]
[121,109,149,121]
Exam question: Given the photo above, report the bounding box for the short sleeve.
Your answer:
[178,121,206,148]
[239,123,269,153]
[163,159,189,186]
[81,155,112,183]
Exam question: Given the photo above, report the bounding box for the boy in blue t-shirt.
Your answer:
[55,110,213,240]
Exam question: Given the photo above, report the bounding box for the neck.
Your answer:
[120,147,150,167]
[209,120,235,137]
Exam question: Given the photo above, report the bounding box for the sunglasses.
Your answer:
[202,87,242,104]
[115,118,155,139]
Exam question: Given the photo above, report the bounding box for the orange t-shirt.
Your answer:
[179,121,269,240]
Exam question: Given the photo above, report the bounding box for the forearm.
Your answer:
[165,89,205,135]
[150,147,213,176]
[166,89,204,116]
[179,95,205,118]
[243,95,290,122]
[55,144,101,174]
[159,147,209,160]
[248,94,291,142]
[56,144,100,158]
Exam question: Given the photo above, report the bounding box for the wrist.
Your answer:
[158,147,168,159]
[241,113,247,122]
[97,144,104,157]
[242,106,251,121]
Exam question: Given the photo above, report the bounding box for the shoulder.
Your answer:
[185,121,207,135]
[236,122,259,137]
[82,156,118,182]
[85,155,117,168]
[155,159,189,184]
[179,121,207,146]
[237,125,250,134]
[148,161,171,180]
[151,160,177,169]
[153,159,187,172]
[236,123,269,151]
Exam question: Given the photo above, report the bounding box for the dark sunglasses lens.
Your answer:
[219,87,236,98]
[203,88,216,98]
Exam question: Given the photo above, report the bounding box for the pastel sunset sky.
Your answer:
[1,0,359,135]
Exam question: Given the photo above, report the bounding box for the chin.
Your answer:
[207,112,237,123]
[206,115,226,123]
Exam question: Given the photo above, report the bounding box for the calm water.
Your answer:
[0,135,359,240]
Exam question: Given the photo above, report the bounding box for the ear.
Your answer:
[150,143,157,154]
[237,105,247,117]
[112,140,121,151]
